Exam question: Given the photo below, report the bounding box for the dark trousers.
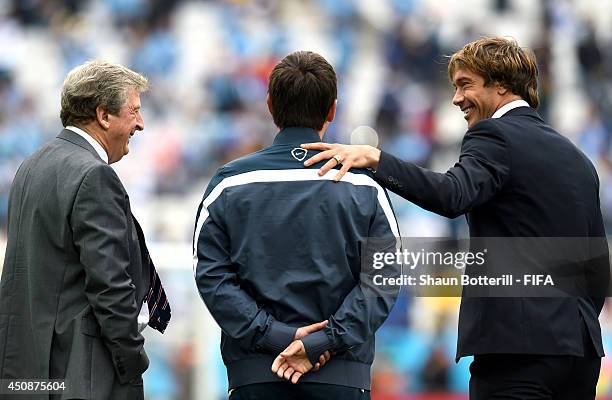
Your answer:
[469,322,601,399]
[229,382,370,400]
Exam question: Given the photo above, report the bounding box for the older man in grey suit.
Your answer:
[0,61,170,399]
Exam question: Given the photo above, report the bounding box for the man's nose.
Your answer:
[452,89,464,106]
[136,113,144,131]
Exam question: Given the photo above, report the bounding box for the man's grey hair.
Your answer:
[60,60,149,127]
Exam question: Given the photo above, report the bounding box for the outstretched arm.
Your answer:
[302,120,510,218]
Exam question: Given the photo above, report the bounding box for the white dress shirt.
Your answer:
[491,99,530,119]
[65,126,109,164]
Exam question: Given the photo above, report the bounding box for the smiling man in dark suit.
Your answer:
[0,60,170,400]
[301,37,609,399]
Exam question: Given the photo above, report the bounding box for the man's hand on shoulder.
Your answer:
[301,143,381,182]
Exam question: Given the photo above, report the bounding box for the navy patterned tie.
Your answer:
[133,216,171,333]
[145,255,171,333]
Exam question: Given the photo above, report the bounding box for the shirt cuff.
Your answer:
[300,330,333,366]
[261,321,297,353]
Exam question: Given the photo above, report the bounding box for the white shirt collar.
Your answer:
[66,126,109,164]
[491,99,530,119]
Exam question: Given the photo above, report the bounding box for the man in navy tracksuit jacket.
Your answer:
[193,51,400,399]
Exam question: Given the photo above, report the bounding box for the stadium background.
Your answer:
[0,0,611,398]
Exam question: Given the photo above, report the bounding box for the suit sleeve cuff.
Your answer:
[301,330,333,366]
[373,151,391,180]
[373,151,406,192]
[113,346,149,384]
[261,321,297,353]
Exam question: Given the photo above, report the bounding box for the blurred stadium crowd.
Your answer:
[1,0,612,399]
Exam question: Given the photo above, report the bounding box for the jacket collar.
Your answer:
[272,127,322,146]
[57,129,105,162]
[491,99,530,118]
[502,106,544,122]
[65,125,108,163]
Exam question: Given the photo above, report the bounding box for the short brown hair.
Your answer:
[268,51,337,130]
[60,60,148,127]
[448,37,539,108]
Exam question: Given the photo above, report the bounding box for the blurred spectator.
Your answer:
[421,344,450,393]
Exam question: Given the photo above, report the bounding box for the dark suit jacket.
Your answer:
[374,106,609,359]
[0,129,151,399]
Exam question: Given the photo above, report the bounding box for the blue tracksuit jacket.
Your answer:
[193,127,400,390]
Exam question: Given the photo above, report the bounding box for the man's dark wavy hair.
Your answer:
[268,51,337,130]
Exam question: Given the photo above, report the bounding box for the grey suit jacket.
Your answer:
[0,129,151,399]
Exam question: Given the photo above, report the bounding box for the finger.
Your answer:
[291,371,303,384]
[300,142,333,151]
[281,341,301,357]
[283,367,295,380]
[313,362,320,372]
[303,149,336,167]
[276,362,288,379]
[311,320,328,330]
[319,354,326,365]
[333,162,352,182]
[323,351,331,362]
[304,320,328,334]
[280,344,296,358]
[319,158,339,177]
[271,355,284,373]
[304,149,335,168]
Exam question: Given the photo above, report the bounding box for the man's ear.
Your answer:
[96,106,110,130]
[326,100,337,123]
[266,93,273,115]
[496,84,509,96]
